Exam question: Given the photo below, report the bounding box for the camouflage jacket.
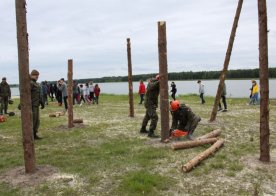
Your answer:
[31,79,43,107]
[171,104,196,130]
[144,79,160,108]
[0,82,11,98]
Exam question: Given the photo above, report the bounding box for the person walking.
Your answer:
[57,78,68,111]
[73,81,80,105]
[170,100,201,140]
[89,81,95,103]
[0,77,11,115]
[218,82,227,112]
[94,84,101,105]
[249,80,259,105]
[140,75,160,138]
[170,82,177,100]
[41,81,48,105]
[138,80,146,104]
[30,70,44,139]
[79,84,86,106]
[197,80,205,104]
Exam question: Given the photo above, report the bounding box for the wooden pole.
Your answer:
[15,0,36,173]
[182,139,224,172]
[209,0,244,122]
[196,129,221,140]
[127,38,134,117]
[172,138,218,150]
[258,0,270,162]
[67,59,74,128]
[158,21,170,142]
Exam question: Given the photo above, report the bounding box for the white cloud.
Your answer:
[0,0,275,83]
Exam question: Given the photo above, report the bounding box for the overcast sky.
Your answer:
[0,0,275,83]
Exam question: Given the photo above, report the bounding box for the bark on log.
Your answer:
[172,138,218,150]
[258,0,270,162]
[182,139,224,172]
[196,129,221,140]
[158,21,170,142]
[15,0,36,173]
[209,0,244,122]
[73,119,83,124]
[67,59,74,128]
[126,38,134,117]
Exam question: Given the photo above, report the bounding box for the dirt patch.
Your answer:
[0,165,59,188]
[242,155,276,170]
[55,123,86,131]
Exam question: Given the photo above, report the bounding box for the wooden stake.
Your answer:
[182,139,224,172]
[158,21,170,142]
[258,0,270,162]
[127,38,134,117]
[67,59,74,128]
[172,138,218,150]
[196,129,221,140]
[209,0,244,122]
[15,0,36,173]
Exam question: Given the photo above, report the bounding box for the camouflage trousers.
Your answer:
[184,115,201,133]
[32,106,40,136]
[142,106,158,131]
[0,96,9,114]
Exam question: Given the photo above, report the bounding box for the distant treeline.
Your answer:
[74,68,276,84]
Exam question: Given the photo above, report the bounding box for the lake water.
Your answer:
[11,79,276,98]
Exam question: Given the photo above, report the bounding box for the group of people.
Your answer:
[39,79,101,111]
[140,75,201,140]
[16,70,101,140]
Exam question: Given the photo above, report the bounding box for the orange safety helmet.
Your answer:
[170,100,180,112]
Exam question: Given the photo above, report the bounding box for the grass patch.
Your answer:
[116,171,174,195]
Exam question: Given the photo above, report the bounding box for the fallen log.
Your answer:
[49,113,58,117]
[196,129,221,140]
[171,138,218,150]
[73,119,83,124]
[182,139,224,172]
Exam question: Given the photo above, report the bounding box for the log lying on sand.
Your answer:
[196,129,221,140]
[49,112,66,118]
[182,139,224,172]
[73,119,83,124]
[171,138,218,150]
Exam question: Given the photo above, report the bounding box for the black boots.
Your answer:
[34,134,42,140]
[148,129,159,138]
[140,126,149,134]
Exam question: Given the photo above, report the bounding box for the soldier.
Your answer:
[170,100,201,140]
[30,70,44,139]
[0,77,11,115]
[140,75,160,138]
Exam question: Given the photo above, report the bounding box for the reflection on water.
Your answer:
[11,79,276,98]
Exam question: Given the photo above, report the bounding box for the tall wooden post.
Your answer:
[127,38,134,117]
[258,0,270,162]
[158,21,170,142]
[209,0,244,122]
[67,59,74,128]
[15,0,36,173]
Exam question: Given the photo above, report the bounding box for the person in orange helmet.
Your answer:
[170,100,201,140]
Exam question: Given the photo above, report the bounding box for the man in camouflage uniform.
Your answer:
[170,100,201,140]
[140,75,160,138]
[0,77,11,115]
[30,70,44,139]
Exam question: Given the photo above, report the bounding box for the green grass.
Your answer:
[0,94,275,195]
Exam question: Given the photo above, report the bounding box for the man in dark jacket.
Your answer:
[0,77,11,115]
[30,70,44,139]
[170,100,201,140]
[140,75,160,137]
